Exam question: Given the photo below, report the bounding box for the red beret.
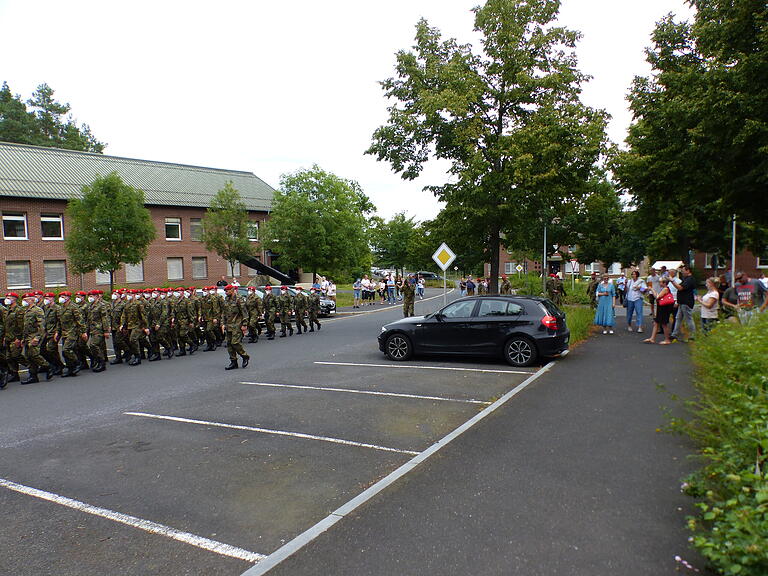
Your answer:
[44,292,55,297]
[59,291,72,297]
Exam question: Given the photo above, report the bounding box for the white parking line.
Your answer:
[124,412,420,456]
[0,476,265,563]
[315,361,534,375]
[239,381,491,406]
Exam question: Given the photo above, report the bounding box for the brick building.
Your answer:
[0,142,278,292]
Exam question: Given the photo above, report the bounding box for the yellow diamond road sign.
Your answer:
[432,242,456,271]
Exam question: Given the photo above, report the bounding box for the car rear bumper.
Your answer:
[537,331,570,358]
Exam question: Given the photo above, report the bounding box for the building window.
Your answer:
[190,218,203,241]
[227,261,241,277]
[758,254,768,269]
[6,261,31,289]
[41,214,64,240]
[247,221,259,242]
[192,257,207,279]
[2,212,28,240]
[167,257,184,281]
[125,261,144,283]
[504,262,514,274]
[608,262,621,275]
[44,260,67,287]
[165,217,181,241]
[96,269,111,285]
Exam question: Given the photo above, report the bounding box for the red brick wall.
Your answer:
[692,250,765,280]
[0,198,269,292]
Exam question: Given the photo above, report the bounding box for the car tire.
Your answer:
[385,333,412,361]
[504,336,538,367]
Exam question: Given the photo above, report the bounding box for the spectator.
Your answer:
[625,270,647,332]
[231,277,240,287]
[721,279,740,323]
[700,277,720,334]
[616,272,627,306]
[417,275,425,299]
[671,266,696,342]
[378,279,386,304]
[646,268,661,316]
[352,278,362,308]
[760,273,768,290]
[644,277,675,344]
[386,275,396,304]
[459,276,467,296]
[326,279,336,302]
[216,275,228,287]
[731,271,767,325]
[466,276,476,296]
[593,274,616,335]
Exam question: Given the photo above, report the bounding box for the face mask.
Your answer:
[44,298,53,306]
[184,291,190,298]
[58,297,68,305]
[126,294,133,301]
[88,296,95,303]
[75,297,83,304]
[21,300,30,307]
[152,293,158,299]
[111,294,117,300]
[3,298,11,306]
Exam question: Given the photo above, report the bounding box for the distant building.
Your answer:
[0,141,279,292]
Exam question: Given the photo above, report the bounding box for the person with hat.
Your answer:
[155,288,175,359]
[278,286,294,338]
[120,289,148,366]
[546,273,566,307]
[173,287,193,356]
[222,284,250,370]
[293,286,308,334]
[57,291,87,377]
[307,287,321,332]
[401,274,416,317]
[86,290,111,372]
[262,284,277,340]
[200,287,219,351]
[41,292,64,376]
[245,286,263,343]
[19,292,51,383]
[500,274,512,295]
[110,290,128,365]
[3,292,25,385]
[73,290,93,370]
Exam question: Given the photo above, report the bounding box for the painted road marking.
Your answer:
[124,412,420,456]
[240,362,554,576]
[0,476,265,563]
[239,381,491,405]
[315,361,534,375]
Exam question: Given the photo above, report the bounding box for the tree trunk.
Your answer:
[109,269,114,294]
[489,224,500,294]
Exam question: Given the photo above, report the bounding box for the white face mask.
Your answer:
[58,297,68,305]
[126,294,133,301]
[172,292,179,298]
[88,296,95,303]
[111,293,118,300]
[21,300,30,307]
[184,291,190,298]
[44,298,53,306]
[160,293,166,299]
[152,293,158,299]
[3,298,12,306]
[75,297,83,304]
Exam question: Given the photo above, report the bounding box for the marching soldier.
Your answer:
[58,291,87,377]
[156,288,175,359]
[307,287,321,332]
[4,292,25,384]
[262,284,277,340]
[245,286,263,343]
[222,284,250,370]
[293,286,308,334]
[75,290,92,369]
[42,292,64,376]
[188,287,202,348]
[110,290,128,365]
[402,274,416,317]
[173,287,191,356]
[201,286,222,351]
[120,289,148,366]
[20,292,51,384]
[278,286,294,338]
[85,290,111,372]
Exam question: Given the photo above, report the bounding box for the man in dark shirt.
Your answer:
[671,265,697,342]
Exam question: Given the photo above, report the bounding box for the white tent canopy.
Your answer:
[651,260,684,270]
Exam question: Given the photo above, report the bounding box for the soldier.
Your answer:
[83,290,109,372]
[188,287,203,348]
[262,284,277,340]
[307,287,321,332]
[586,272,599,309]
[4,292,25,384]
[74,290,92,370]
[120,289,148,366]
[293,286,308,334]
[200,286,219,351]
[245,286,263,343]
[41,292,64,376]
[222,284,250,370]
[20,293,51,384]
[278,286,294,337]
[57,291,87,377]
[402,274,416,317]
[500,275,512,295]
[546,274,566,308]
[110,290,128,364]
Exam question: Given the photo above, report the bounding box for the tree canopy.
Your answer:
[371,212,417,274]
[65,172,155,291]
[367,0,608,290]
[0,81,105,152]
[261,165,374,279]
[201,182,255,275]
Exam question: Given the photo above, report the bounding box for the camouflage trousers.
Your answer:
[88,333,108,363]
[225,328,248,361]
[24,339,50,372]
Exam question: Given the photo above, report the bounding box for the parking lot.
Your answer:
[0,296,549,575]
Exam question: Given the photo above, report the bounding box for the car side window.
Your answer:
[507,302,523,315]
[441,300,476,318]
[478,299,508,317]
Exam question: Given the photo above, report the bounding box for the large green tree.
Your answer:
[201,181,254,277]
[0,81,105,152]
[262,165,374,280]
[65,172,155,291]
[372,212,417,275]
[367,0,608,292]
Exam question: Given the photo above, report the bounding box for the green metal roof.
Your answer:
[0,141,274,211]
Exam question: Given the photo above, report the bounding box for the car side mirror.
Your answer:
[434,312,444,322]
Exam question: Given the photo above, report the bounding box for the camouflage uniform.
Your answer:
[75,293,92,368]
[223,289,249,369]
[293,289,308,334]
[22,298,50,382]
[87,294,111,370]
[5,300,26,380]
[262,288,277,339]
[0,305,8,385]
[120,293,148,365]
[246,289,263,342]
[59,295,86,376]
[278,289,294,337]
[174,292,193,356]
[110,293,128,364]
[500,278,512,295]
[42,298,64,374]
[307,290,321,332]
[401,279,416,318]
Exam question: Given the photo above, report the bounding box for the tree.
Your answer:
[0,81,105,152]
[372,212,417,275]
[65,172,155,292]
[261,165,374,280]
[367,0,608,292]
[201,182,254,277]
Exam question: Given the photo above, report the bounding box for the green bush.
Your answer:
[671,314,768,575]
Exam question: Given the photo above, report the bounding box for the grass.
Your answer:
[563,305,594,346]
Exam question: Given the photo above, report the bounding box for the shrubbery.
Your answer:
[672,314,768,575]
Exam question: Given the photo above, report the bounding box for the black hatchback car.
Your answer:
[378,295,569,367]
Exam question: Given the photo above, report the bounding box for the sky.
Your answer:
[0,0,694,222]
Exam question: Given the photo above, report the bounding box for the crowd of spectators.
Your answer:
[352,273,426,309]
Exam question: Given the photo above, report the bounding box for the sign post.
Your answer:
[432,242,457,306]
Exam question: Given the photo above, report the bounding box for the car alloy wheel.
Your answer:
[385,334,412,361]
[505,336,536,367]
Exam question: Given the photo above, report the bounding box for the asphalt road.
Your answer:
[0,292,704,575]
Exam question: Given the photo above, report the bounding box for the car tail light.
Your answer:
[541,315,558,330]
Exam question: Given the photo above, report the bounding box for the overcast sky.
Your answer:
[0,0,694,221]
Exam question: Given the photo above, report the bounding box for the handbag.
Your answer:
[657,291,675,306]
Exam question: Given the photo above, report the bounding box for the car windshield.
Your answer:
[440,300,476,318]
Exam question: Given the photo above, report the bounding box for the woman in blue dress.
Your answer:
[594,274,616,334]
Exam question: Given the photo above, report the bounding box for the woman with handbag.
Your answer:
[644,277,675,344]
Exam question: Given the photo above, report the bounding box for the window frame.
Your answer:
[125,261,144,283]
[191,256,208,279]
[6,260,32,289]
[167,257,184,281]
[190,217,203,242]
[43,260,68,287]
[247,221,259,242]
[40,213,64,240]
[165,217,182,241]
[757,255,768,269]
[2,212,28,240]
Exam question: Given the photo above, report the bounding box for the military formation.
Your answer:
[0,284,324,387]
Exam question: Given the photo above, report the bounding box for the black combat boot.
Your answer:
[93,359,106,373]
[110,351,123,365]
[0,371,7,389]
[148,352,160,362]
[279,330,287,338]
[241,355,249,368]
[21,369,39,385]
[6,371,20,383]
[175,348,186,357]
[45,366,55,380]
[288,327,294,336]
[128,355,141,366]
[62,365,78,377]
[224,359,238,370]
[309,327,315,332]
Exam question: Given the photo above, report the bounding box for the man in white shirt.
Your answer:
[647,268,661,315]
